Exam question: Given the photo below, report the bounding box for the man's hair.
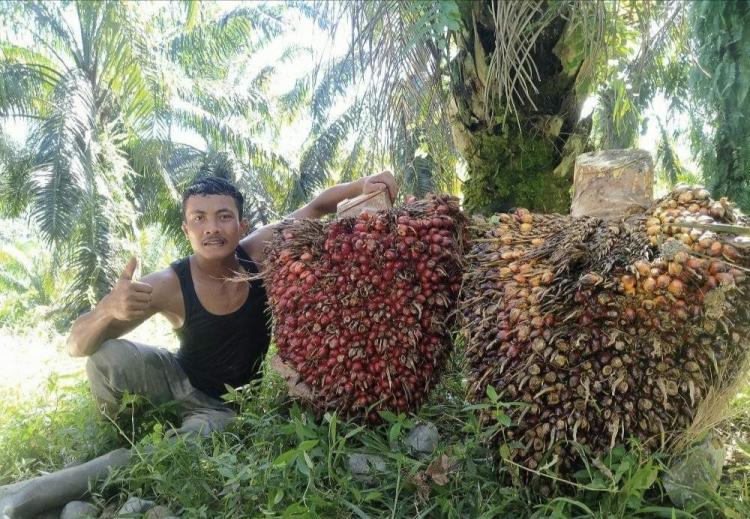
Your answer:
[182,176,244,219]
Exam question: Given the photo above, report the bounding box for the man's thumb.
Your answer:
[120,257,137,281]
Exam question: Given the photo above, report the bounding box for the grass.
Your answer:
[2,329,750,518]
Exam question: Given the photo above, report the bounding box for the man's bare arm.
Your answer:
[67,258,157,357]
[241,171,398,265]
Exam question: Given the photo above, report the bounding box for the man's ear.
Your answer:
[181,220,188,237]
[240,218,250,236]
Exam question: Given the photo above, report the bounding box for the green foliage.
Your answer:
[291,1,461,204]
[0,378,122,484]
[0,223,69,329]
[654,117,703,194]
[0,1,294,317]
[688,0,750,212]
[0,132,33,218]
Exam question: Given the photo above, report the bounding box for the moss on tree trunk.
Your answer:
[459,128,571,214]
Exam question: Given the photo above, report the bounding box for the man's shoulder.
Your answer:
[141,265,181,299]
[141,264,184,324]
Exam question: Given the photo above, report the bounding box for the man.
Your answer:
[0,172,398,518]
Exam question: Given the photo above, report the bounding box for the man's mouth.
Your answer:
[203,237,226,247]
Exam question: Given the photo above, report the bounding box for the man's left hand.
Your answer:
[362,170,398,203]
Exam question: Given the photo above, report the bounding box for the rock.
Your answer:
[116,497,154,516]
[144,505,178,519]
[60,501,98,519]
[347,454,386,484]
[405,423,440,454]
[572,148,654,217]
[664,435,726,508]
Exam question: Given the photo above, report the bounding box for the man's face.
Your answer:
[182,194,249,259]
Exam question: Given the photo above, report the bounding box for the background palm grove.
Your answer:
[1,0,750,517]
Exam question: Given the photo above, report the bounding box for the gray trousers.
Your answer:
[86,339,235,437]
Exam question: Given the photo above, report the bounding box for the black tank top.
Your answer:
[171,247,270,399]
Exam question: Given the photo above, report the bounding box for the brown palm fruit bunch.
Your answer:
[460,184,750,478]
[264,194,465,423]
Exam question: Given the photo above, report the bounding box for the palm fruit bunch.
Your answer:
[461,184,749,477]
[264,194,465,423]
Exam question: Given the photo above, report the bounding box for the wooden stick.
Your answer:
[674,220,750,236]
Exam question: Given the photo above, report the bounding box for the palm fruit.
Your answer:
[264,194,465,423]
[460,184,750,477]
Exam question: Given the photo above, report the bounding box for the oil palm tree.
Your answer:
[0,0,288,314]
[298,0,686,214]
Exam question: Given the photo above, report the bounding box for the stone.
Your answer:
[60,501,98,519]
[116,497,154,516]
[405,423,440,454]
[347,454,386,484]
[572,149,654,217]
[664,435,726,508]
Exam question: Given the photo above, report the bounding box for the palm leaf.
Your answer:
[63,192,117,314]
[172,101,289,171]
[0,61,56,117]
[169,3,283,79]
[287,102,363,210]
[0,133,35,218]
[299,1,459,194]
[30,72,95,243]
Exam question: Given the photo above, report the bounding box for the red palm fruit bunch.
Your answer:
[461,184,749,479]
[264,194,466,423]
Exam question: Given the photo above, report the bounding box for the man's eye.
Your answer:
[193,215,203,222]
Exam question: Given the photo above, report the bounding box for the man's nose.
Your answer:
[203,217,220,233]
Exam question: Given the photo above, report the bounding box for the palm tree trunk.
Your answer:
[450,120,576,214]
[449,2,590,214]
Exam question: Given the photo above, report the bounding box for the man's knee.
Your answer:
[86,339,141,416]
[86,339,136,382]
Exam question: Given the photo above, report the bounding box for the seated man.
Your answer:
[0,172,398,518]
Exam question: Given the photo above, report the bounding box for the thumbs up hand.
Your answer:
[103,257,154,321]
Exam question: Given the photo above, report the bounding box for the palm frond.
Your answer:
[180,78,272,123]
[309,51,358,127]
[287,102,363,210]
[338,137,368,184]
[172,101,289,171]
[0,61,55,117]
[217,3,285,45]
[302,1,459,192]
[94,3,163,137]
[289,1,333,32]
[24,2,81,69]
[30,72,95,243]
[0,132,35,218]
[169,3,283,80]
[655,117,684,187]
[278,76,311,121]
[62,192,117,315]
[183,0,201,32]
